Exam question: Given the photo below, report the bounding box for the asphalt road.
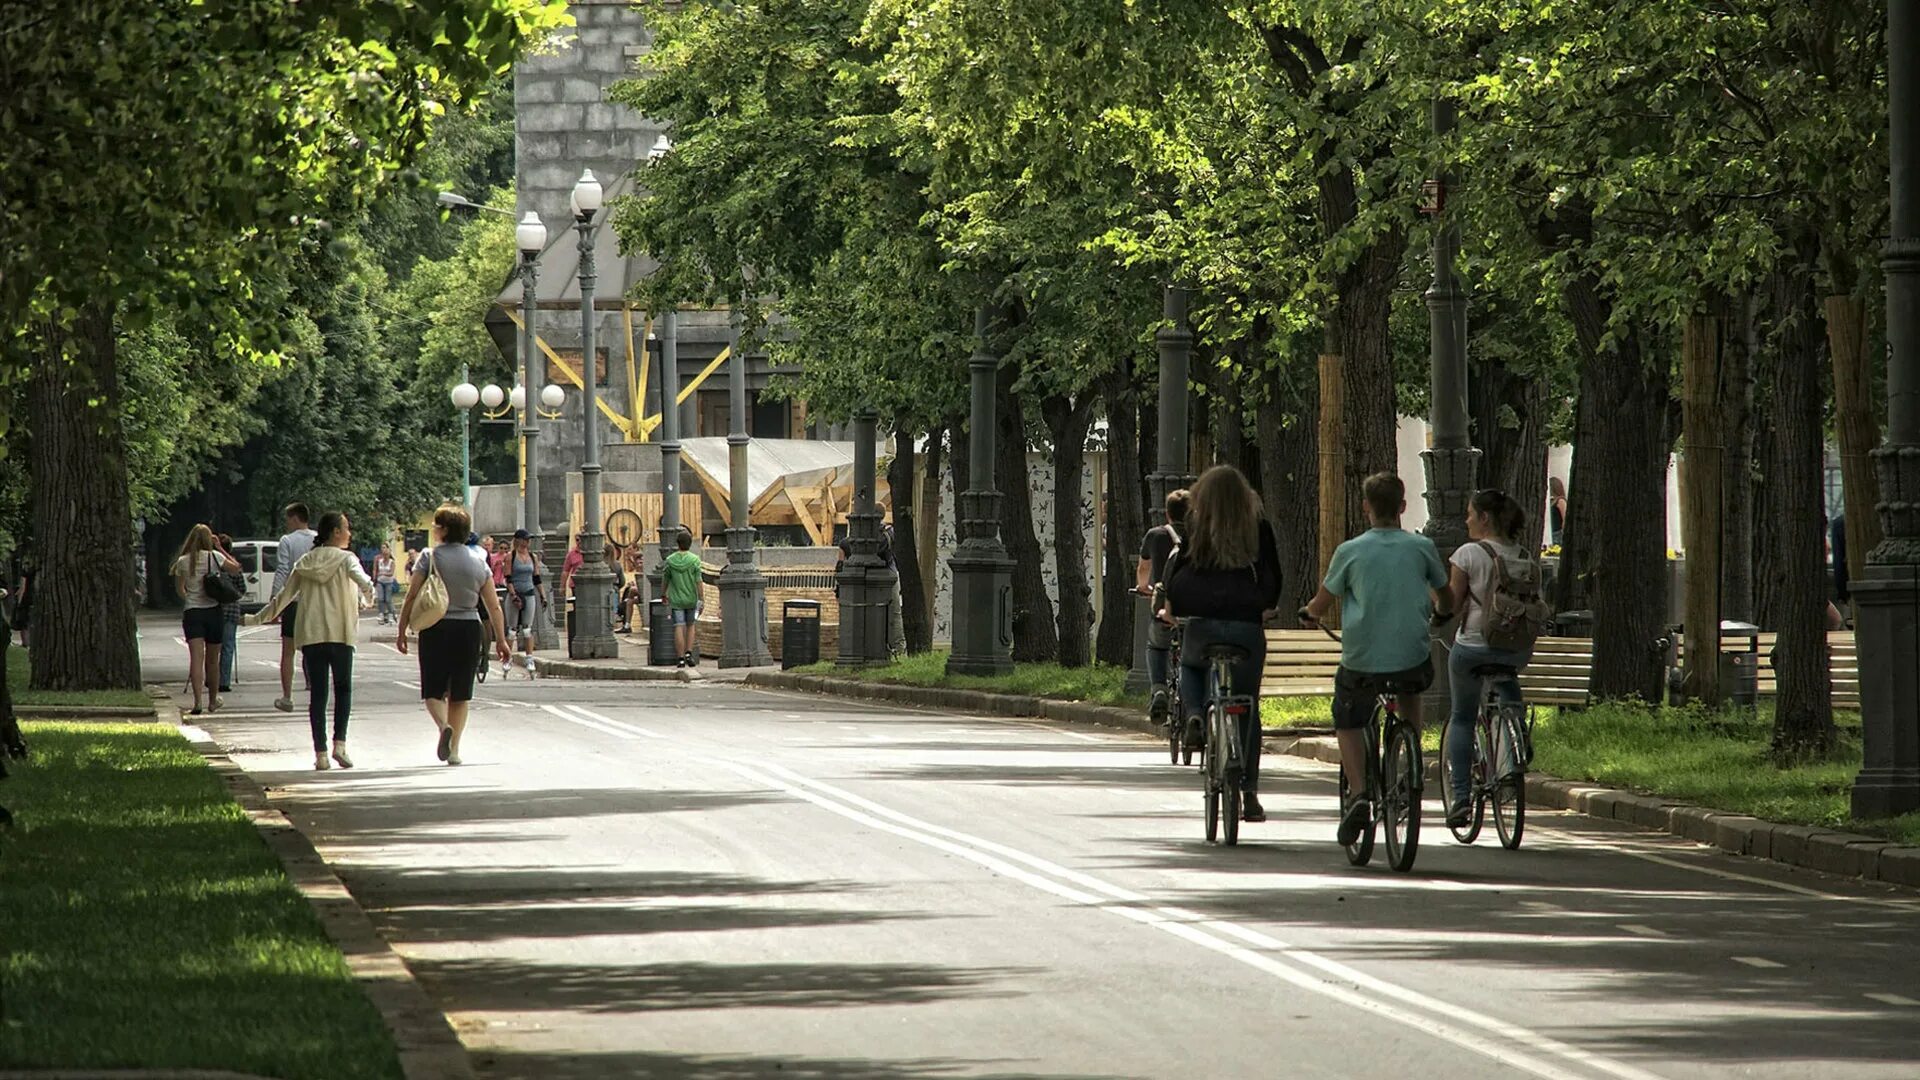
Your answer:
[143,618,1920,1080]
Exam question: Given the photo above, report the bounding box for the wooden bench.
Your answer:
[1674,630,1859,710]
[1257,629,1593,708]
[1257,627,1857,711]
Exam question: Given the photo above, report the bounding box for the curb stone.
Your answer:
[536,657,692,682]
[740,672,1920,893]
[14,704,157,720]
[165,697,474,1080]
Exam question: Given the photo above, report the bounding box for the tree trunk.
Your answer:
[1097,370,1145,667]
[1753,375,1785,630]
[1827,293,1881,598]
[919,425,945,629]
[1316,342,1346,603]
[1257,374,1320,614]
[890,427,931,654]
[27,304,141,690]
[1471,359,1549,552]
[1188,381,1212,478]
[1679,308,1727,705]
[996,365,1058,662]
[1722,293,1758,623]
[1042,393,1095,667]
[1766,260,1836,758]
[1337,233,1409,533]
[1560,281,1672,703]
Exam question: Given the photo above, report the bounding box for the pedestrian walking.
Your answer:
[373,547,398,624]
[504,529,546,676]
[397,506,510,767]
[215,534,247,692]
[249,511,375,771]
[664,530,702,668]
[172,524,241,716]
[7,559,31,649]
[272,503,317,713]
[617,544,644,633]
[1548,477,1569,547]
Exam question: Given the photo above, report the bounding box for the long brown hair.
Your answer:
[1185,465,1262,570]
[176,523,217,566]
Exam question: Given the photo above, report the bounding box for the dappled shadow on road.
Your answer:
[1108,809,1920,1069]
[472,1048,1137,1080]
[360,866,932,946]
[803,739,1148,755]
[413,956,1030,1015]
[858,760,1205,791]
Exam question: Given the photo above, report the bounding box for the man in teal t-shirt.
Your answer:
[1302,472,1450,845]
[663,529,703,668]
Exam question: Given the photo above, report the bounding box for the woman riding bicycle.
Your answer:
[1159,465,1282,823]
[1442,488,1536,828]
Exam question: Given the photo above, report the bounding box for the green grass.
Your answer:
[1535,703,1920,846]
[799,651,1141,706]
[0,723,402,1079]
[6,646,153,710]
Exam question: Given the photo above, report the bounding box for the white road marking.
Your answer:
[1617,924,1669,938]
[1865,992,1920,1007]
[1518,900,1565,913]
[557,703,665,740]
[539,703,640,740]
[728,757,1664,1080]
[394,680,421,690]
[251,660,280,670]
[1533,823,1920,912]
[1731,956,1785,969]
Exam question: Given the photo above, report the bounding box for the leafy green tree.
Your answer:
[2,0,565,690]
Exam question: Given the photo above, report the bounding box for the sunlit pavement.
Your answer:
[144,618,1920,1080]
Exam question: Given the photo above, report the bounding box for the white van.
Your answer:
[228,540,279,613]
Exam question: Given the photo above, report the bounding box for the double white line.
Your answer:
[539,702,665,741]
[715,756,1666,1080]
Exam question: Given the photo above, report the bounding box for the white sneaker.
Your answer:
[274,697,293,713]
[446,751,463,766]
[330,741,354,769]
[208,696,224,713]
[314,751,330,771]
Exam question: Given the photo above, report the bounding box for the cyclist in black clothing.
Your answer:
[1137,488,1190,726]
[1160,465,1283,822]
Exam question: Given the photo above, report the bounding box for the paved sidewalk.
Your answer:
[531,633,779,684]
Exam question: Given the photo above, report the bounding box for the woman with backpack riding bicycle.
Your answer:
[1159,465,1283,823]
[1443,488,1550,827]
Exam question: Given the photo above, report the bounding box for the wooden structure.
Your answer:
[568,492,703,549]
[1257,628,1861,712]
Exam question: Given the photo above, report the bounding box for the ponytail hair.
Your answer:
[1471,489,1527,543]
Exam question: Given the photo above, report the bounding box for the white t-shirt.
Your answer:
[172,551,220,609]
[1451,539,1523,648]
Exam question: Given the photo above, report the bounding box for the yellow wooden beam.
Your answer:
[499,307,637,437]
[625,308,644,444]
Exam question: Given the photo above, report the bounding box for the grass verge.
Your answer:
[1535,703,1920,846]
[6,646,153,710]
[0,723,402,1079]
[795,651,1339,729]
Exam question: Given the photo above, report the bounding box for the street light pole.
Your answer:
[1854,0,1920,819]
[569,170,618,660]
[719,311,773,668]
[1126,285,1197,695]
[837,407,893,666]
[1419,95,1480,721]
[656,312,681,593]
[947,303,1015,677]
[516,211,560,652]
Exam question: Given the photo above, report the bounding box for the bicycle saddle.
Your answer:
[1470,664,1519,678]
[1202,643,1249,663]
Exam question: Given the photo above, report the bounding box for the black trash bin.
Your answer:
[1720,620,1760,708]
[782,599,822,669]
[1554,610,1594,638]
[648,598,678,666]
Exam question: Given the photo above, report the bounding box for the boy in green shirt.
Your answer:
[1302,473,1451,846]
[663,530,703,668]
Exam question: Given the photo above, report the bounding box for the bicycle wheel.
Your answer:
[1203,708,1221,843]
[1338,750,1375,866]
[1437,721,1482,844]
[1494,711,1526,850]
[1223,785,1241,846]
[1165,699,1180,765]
[1382,723,1422,873]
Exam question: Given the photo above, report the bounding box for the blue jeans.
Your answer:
[1176,618,1266,793]
[1446,641,1529,809]
[220,616,239,688]
[1147,646,1170,692]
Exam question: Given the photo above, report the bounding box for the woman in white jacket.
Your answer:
[249,511,375,770]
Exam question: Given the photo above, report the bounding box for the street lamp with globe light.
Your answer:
[450,378,515,509]
[511,209,560,651]
[567,166,618,659]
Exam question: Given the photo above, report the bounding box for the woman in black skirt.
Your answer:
[397,506,510,765]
